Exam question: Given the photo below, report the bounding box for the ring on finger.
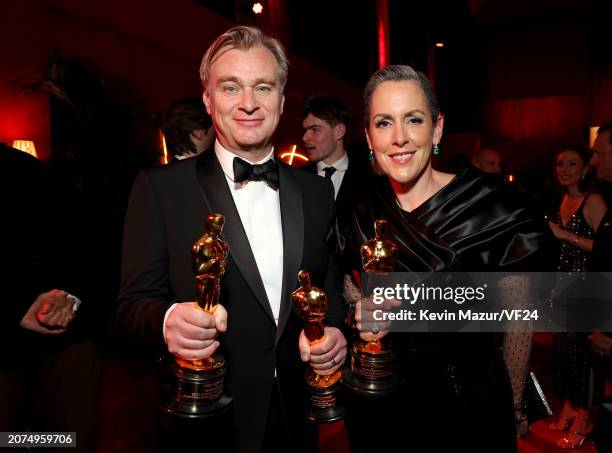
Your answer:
[331,357,337,366]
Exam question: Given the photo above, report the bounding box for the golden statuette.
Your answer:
[158,214,233,445]
[343,218,404,397]
[292,269,345,422]
[176,213,229,372]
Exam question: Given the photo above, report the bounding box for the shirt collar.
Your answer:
[316,151,349,173]
[214,140,275,182]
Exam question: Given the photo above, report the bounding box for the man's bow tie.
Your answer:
[233,157,279,190]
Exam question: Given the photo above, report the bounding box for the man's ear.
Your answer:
[191,129,205,140]
[334,123,346,141]
[202,91,211,115]
[280,94,285,115]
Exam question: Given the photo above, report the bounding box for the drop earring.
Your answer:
[368,150,374,161]
[433,144,440,156]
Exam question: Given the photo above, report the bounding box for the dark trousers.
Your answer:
[263,379,318,453]
[0,341,100,453]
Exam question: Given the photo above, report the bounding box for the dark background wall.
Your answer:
[0,0,361,160]
[1,0,611,174]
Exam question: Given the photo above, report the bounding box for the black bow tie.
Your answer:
[233,157,279,190]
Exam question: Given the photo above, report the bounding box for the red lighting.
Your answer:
[376,0,390,68]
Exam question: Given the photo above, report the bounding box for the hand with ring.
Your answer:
[299,326,347,375]
[354,295,400,342]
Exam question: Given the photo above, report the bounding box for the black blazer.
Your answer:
[116,150,344,452]
[302,154,374,257]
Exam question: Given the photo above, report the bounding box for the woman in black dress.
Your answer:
[547,148,607,448]
[340,65,548,452]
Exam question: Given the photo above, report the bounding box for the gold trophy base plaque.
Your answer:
[159,354,233,417]
[304,368,346,423]
[157,356,234,451]
[343,340,403,397]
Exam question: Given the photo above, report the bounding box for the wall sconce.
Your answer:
[160,130,169,165]
[252,2,263,14]
[11,140,38,158]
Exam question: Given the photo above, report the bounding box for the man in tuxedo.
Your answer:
[301,96,373,256]
[302,96,373,201]
[302,96,351,199]
[116,26,347,453]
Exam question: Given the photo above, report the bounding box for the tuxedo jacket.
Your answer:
[116,150,344,452]
[302,154,374,256]
[303,155,363,204]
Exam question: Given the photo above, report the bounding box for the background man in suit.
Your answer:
[302,96,352,199]
[301,96,373,257]
[587,119,612,453]
[471,147,503,175]
[590,122,612,272]
[116,26,347,453]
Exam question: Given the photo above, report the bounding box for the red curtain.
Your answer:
[485,95,588,143]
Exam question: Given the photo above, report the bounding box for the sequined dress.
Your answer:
[552,195,594,408]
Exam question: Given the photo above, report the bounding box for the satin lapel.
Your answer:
[195,152,275,324]
[275,163,304,344]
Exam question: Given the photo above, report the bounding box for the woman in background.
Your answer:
[548,147,607,448]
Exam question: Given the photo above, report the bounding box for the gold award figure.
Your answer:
[193,213,228,313]
[293,270,345,422]
[343,219,404,396]
[361,219,397,273]
[174,213,228,389]
[159,213,233,440]
[358,219,397,354]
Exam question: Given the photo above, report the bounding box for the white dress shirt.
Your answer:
[163,141,285,340]
[316,152,349,199]
[214,142,284,324]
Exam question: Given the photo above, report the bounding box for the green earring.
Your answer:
[433,144,440,156]
[368,150,374,161]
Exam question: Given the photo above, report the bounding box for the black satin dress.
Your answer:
[339,167,548,453]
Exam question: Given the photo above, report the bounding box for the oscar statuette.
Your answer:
[343,219,404,397]
[157,214,234,451]
[292,270,346,423]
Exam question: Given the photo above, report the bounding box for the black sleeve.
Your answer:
[114,170,175,356]
[592,210,612,271]
[322,180,347,331]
